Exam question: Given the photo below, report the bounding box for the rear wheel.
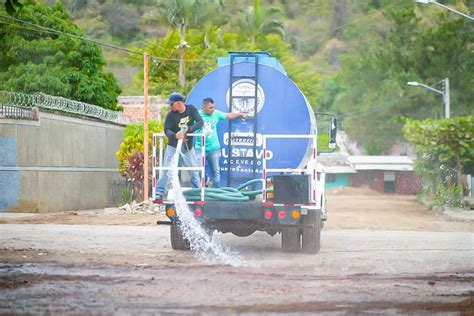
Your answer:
[170,224,190,250]
[281,227,300,252]
[231,228,256,237]
[301,210,321,254]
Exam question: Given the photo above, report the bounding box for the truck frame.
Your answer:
[153,122,336,254]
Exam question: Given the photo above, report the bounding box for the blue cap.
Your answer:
[166,92,184,104]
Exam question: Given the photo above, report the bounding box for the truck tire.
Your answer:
[281,227,300,252]
[302,210,321,254]
[231,229,256,237]
[170,224,190,250]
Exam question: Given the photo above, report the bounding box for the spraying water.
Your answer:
[169,136,244,266]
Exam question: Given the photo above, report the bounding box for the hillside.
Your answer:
[42,0,388,95]
[4,0,473,154]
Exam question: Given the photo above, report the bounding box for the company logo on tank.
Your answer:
[223,132,263,146]
[222,79,273,174]
[225,79,265,115]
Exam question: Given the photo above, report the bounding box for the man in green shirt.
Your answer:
[195,98,247,188]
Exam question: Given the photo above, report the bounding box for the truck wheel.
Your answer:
[231,228,256,237]
[302,210,321,254]
[170,224,190,250]
[281,227,300,252]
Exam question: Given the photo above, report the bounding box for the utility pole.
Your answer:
[407,78,450,118]
[143,53,149,201]
[443,78,450,119]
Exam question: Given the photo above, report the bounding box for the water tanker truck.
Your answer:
[153,52,337,253]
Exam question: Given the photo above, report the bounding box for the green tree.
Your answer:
[333,1,473,153]
[3,0,22,14]
[258,34,321,108]
[129,27,225,98]
[154,0,223,91]
[130,27,322,109]
[116,120,166,174]
[232,0,284,44]
[403,116,474,205]
[0,0,121,110]
[116,120,166,200]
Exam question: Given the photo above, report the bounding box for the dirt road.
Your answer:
[1,190,473,314]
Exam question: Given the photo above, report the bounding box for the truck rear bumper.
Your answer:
[164,201,317,230]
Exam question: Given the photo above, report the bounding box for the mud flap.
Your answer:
[281,227,300,252]
[301,209,321,254]
[170,224,190,250]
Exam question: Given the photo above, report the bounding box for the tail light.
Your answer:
[166,207,175,217]
[194,208,203,217]
[291,210,301,219]
[264,210,272,219]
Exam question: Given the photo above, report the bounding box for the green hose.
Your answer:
[183,179,273,201]
[236,178,262,190]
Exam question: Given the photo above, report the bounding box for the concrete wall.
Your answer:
[0,112,125,212]
[325,174,350,189]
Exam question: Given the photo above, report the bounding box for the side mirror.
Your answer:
[329,117,337,150]
[314,112,338,153]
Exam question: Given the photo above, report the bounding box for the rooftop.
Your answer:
[347,155,414,171]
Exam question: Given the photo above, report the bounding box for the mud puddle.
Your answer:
[1,260,473,314]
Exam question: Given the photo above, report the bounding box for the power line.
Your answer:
[0,13,214,62]
[325,16,371,34]
[86,5,141,44]
[0,13,143,56]
[299,15,373,43]
[0,20,48,40]
[0,9,378,64]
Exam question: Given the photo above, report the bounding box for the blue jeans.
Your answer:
[196,149,221,188]
[155,146,201,196]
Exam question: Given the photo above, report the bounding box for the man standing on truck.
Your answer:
[155,93,204,200]
[195,97,247,188]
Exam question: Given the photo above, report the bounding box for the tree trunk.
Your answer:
[179,23,186,90]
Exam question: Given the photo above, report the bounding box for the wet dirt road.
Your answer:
[1,223,473,314]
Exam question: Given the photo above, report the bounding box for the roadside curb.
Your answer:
[0,212,41,219]
[442,209,474,222]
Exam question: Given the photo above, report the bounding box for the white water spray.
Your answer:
[169,137,244,266]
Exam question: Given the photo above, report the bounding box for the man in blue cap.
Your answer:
[155,92,203,201]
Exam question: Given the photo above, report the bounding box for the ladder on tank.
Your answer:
[227,52,260,187]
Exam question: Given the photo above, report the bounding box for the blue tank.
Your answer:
[187,52,316,186]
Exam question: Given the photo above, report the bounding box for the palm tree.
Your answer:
[156,0,223,90]
[233,0,284,44]
[4,0,23,15]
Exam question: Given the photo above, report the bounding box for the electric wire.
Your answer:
[317,16,372,36]
[0,13,143,56]
[1,10,379,62]
[0,13,214,62]
[2,13,440,121]
[298,15,373,43]
[0,20,47,40]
